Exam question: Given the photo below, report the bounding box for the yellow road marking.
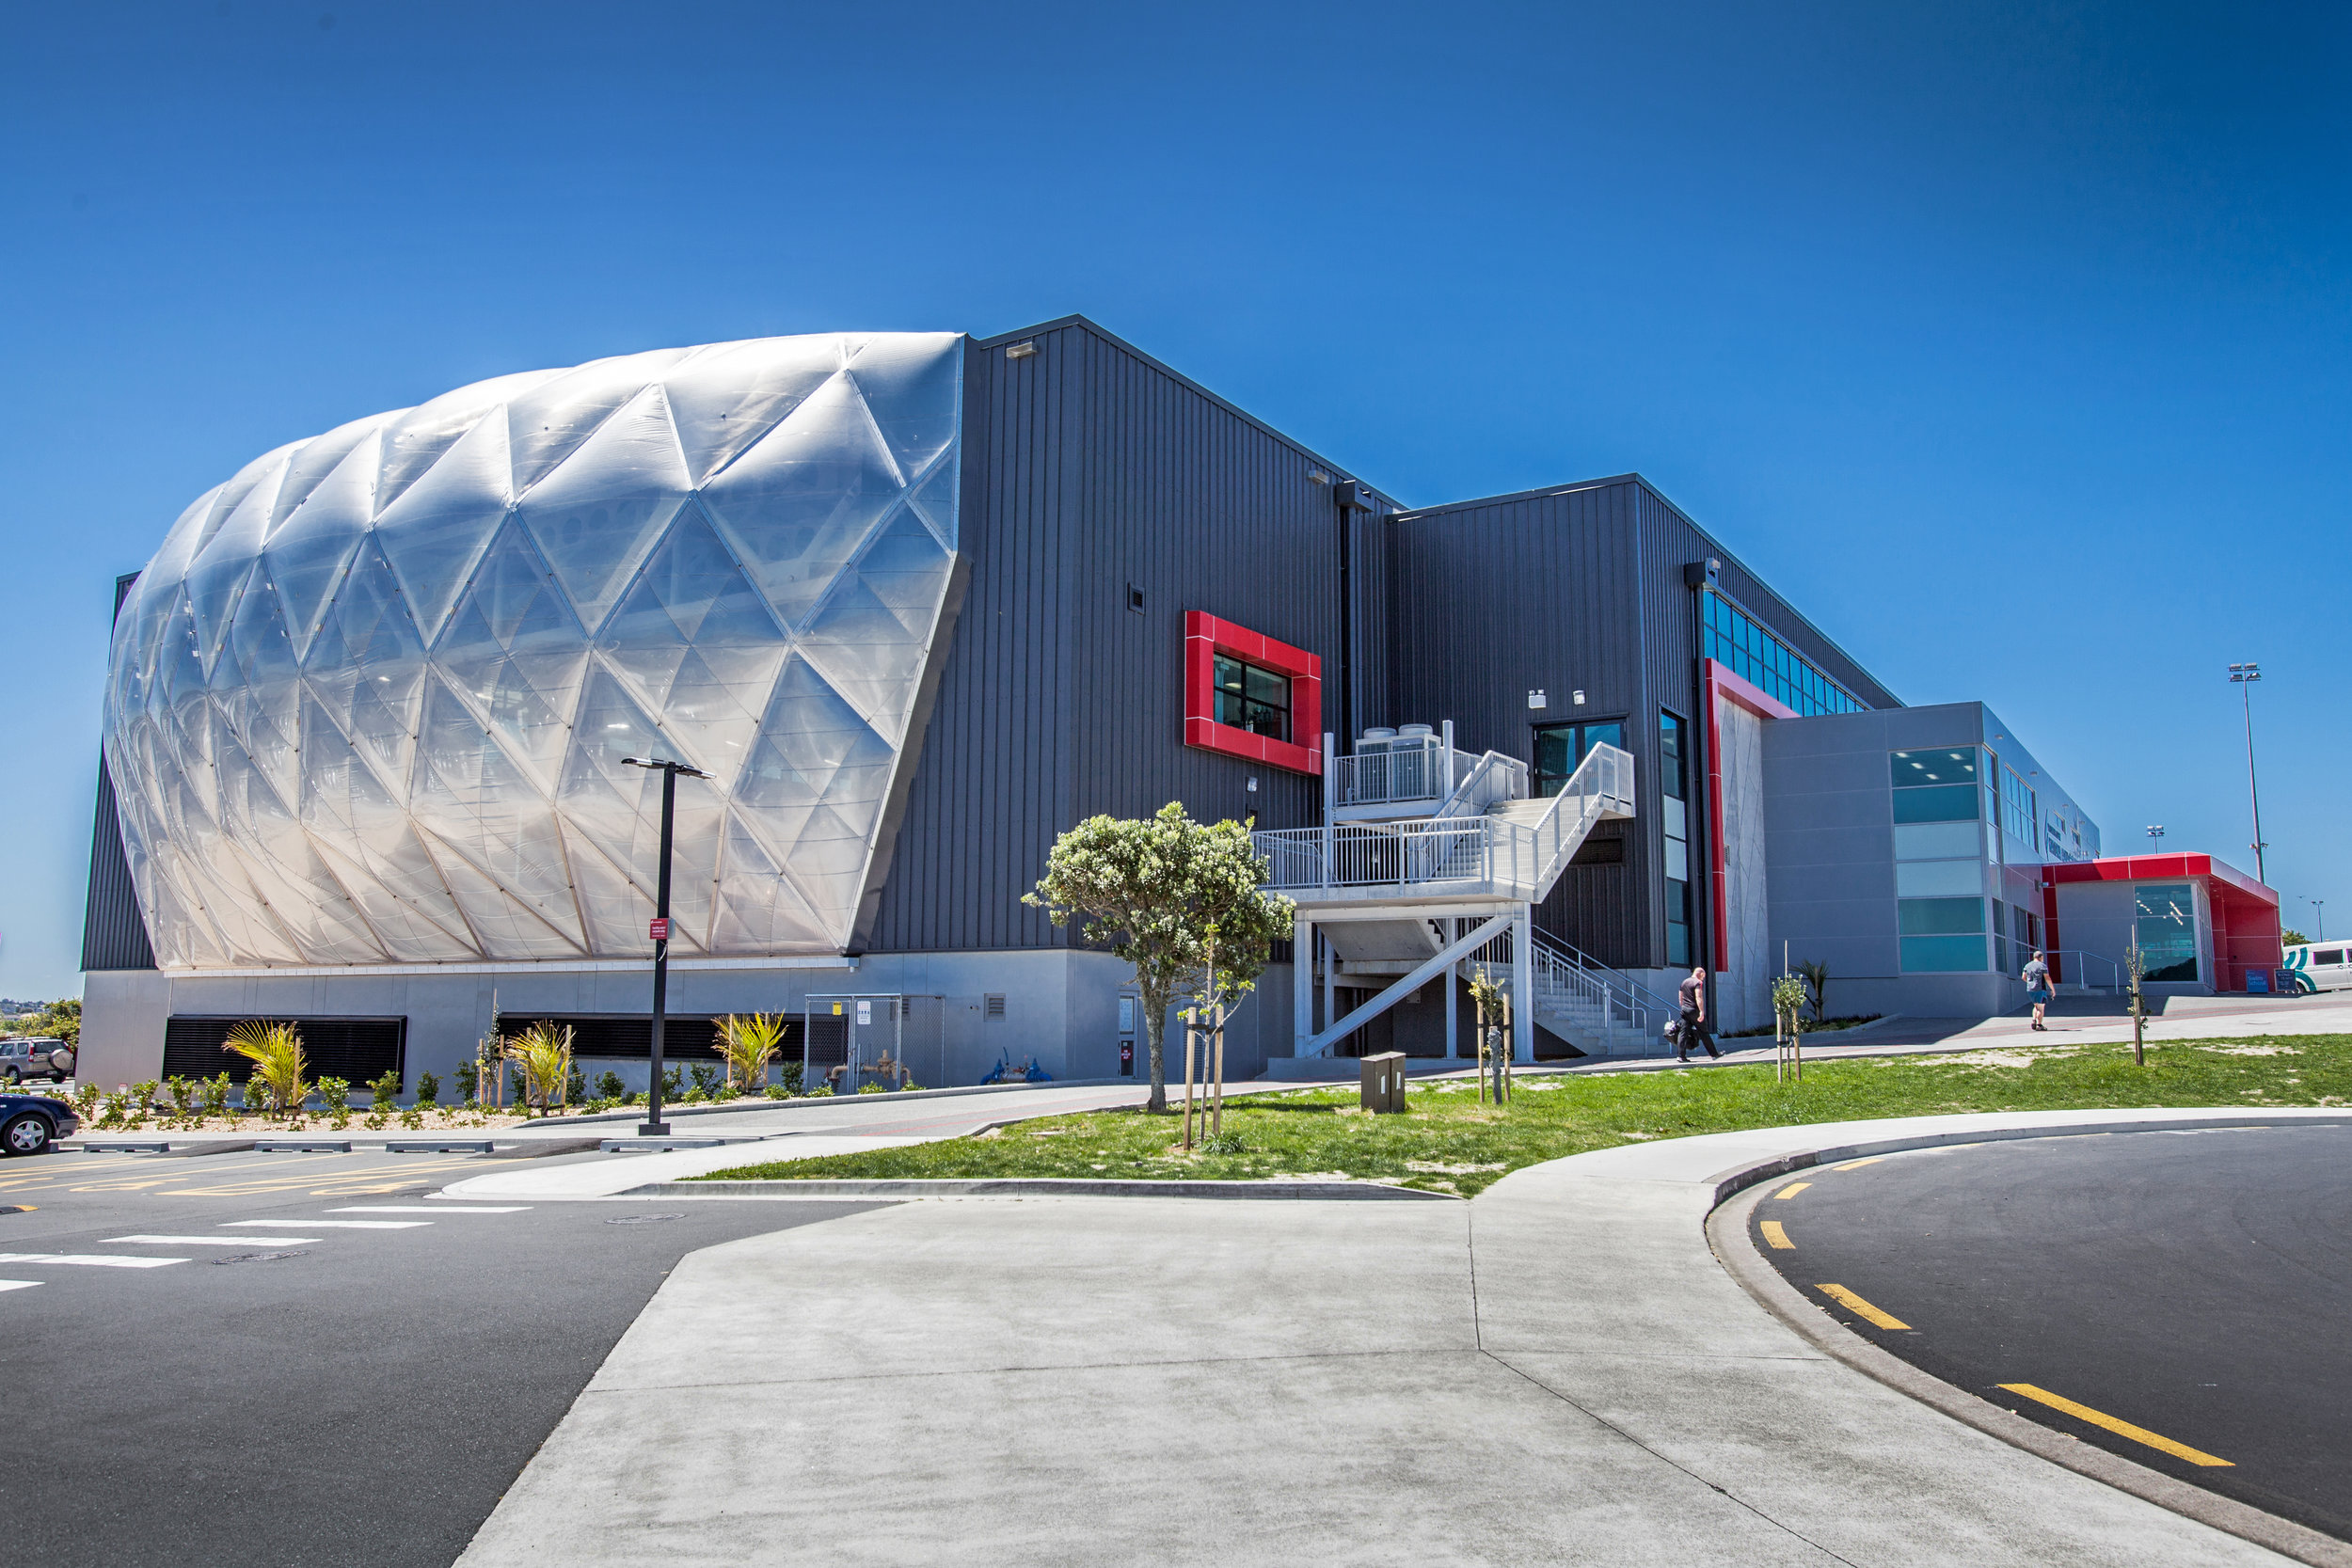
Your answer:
[1776,1181,1811,1198]
[1830,1157,1883,1171]
[1817,1283,1910,1329]
[1759,1220,1795,1249]
[1997,1384,2233,1467]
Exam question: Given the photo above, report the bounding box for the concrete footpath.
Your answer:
[450,1108,2345,1566]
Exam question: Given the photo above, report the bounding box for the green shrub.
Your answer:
[777,1061,803,1097]
[128,1080,159,1130]
[416,1071,440,1108]
[164,1076,198,1127]
[859,1083,886,1094]
[364,1069,401,1129]
[72,1083,102,1121]
[318,1077,353,1131]
[595,1070,623,1101]
[688,1063,718,1097]
[96,1090,127,1129]
[804,1084,834,1098]
[764,1083,789,1100]
[200,1072,232,1123]
[661,1066,683,1101]
[1199,1130,1248,1155]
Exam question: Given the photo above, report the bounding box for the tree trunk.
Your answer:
[1142,984,1169,1113]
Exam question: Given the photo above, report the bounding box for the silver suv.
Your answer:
[0,1037,74,1085]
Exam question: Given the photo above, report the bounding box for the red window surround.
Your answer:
[1184,610,1323,775]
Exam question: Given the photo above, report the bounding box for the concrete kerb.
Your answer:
[1700,1113,2352,1568]
[629,1176,1454,1201]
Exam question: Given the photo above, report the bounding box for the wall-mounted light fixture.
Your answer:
[1572,689,1586,706]
[1307,467,1332,485]
[1004,341,1037,359]
[1247,776,1259,793]
[1528,689,1548,710]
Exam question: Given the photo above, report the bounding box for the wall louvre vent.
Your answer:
[984,994,1007,1020]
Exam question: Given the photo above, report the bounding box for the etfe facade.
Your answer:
[77,315,2277,1095]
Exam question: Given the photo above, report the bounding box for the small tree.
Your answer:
[1796,959,1830,1023]
[504,1022,574,1117]
[717,1013,787,1093]
[222,1021,307,1118]
[1025,802,1295,1113]
[1772,974,1808,1082]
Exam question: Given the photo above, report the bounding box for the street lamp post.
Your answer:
[623,755,710,1137]
[2146,824,2165,849]
[2228,663,2266,884]
[2308,897,2327,942]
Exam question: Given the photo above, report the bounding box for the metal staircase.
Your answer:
[1465,926,1679,1057]
[1255,725,1637,1064]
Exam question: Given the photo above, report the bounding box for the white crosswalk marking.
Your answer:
[226,1219,429,1230]
[0,1280,41,1291]
[0,1253,185,1269]
[107,1235,326,1246]
[320,1212,522,1222]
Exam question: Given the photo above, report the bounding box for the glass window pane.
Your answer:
[1901,934,1987,971]
[1214,655,1244,695]
[1896,860,1981,897]
[1892,784,1980,823]
[1585,721,1624,757]
[1890,749,1979,787]
[1899,895,1983,935]
[1245,665,1288,708]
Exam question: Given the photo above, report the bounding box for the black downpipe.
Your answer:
[1334,481,1375,748]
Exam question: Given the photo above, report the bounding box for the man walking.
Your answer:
[2023,950,2054,1031]
[1677,966,1720,1062]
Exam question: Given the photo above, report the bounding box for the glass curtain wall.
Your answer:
[2135,883,2200,982]
[1892,748,1988,971]
[1701,590,1867,717]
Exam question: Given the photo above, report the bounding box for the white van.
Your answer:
[2282,942,2352,994]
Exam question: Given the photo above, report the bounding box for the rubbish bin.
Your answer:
[1359,1051,1407,1114]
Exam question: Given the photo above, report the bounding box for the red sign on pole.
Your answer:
[648,917,670,941]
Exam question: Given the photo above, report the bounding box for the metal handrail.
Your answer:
[2045,948,2122,991]
[1463,924,1671,1055]
[1333,737,1462,808]
[1433,750,1529,820]
[1257,742,1633,901]
[1529,927,1682,1018]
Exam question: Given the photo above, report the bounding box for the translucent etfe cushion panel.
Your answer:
[104,332,962,966]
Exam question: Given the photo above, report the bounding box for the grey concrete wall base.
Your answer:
[1708,1149,2352,1568]
[629,1177,1454,1201]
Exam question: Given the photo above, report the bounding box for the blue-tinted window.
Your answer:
[1899,896,1983,935]
[2134,882,2199,983]
[1901,935,1987,972]
[1890,749,1979,787]
[1892,784,1980,823]
[1699,589,1866,718]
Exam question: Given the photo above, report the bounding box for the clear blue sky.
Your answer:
[3,1,2345,997]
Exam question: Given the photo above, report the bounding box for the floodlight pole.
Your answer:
[624,756,709,1137]
[2229,663,2266,885]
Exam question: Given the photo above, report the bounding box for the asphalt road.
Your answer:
[1750,1123,2352,1542]
[1,1145,879,1568]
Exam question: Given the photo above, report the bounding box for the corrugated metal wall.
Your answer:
[865,318,1394,955]
[1388,475,1899,972]
[82,571,155,973]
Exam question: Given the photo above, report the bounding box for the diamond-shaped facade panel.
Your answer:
[103,332,963,968]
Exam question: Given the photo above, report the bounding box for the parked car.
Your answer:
[0,1092,78,1155]
[0,1037,74,1085]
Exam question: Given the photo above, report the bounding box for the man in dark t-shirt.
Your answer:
[1677,967,1720,1062]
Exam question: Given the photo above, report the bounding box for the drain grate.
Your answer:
[605,1213,687,1225]
[211,1251,307,1265]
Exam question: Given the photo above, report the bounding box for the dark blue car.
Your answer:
[1,1092,78,1156]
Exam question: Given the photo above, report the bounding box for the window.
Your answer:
[2133,883,2199,983]
[2315,949,2345,966]
[2000,766,2037,849]
[1899,895,1985,972]
[1661,711,1692,967]
[1890,749,1982,825]
[1701,589,1867,716]
[1212,654,1290,741]
[1534,721,1625,797]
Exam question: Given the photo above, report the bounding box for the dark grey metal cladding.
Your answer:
[1386,475,1901,971]
[1386,481,1655,967]
[864,317,1396,956]
[82,570,154,973]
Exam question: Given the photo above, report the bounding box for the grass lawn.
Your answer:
[696,1036,2352,1197]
